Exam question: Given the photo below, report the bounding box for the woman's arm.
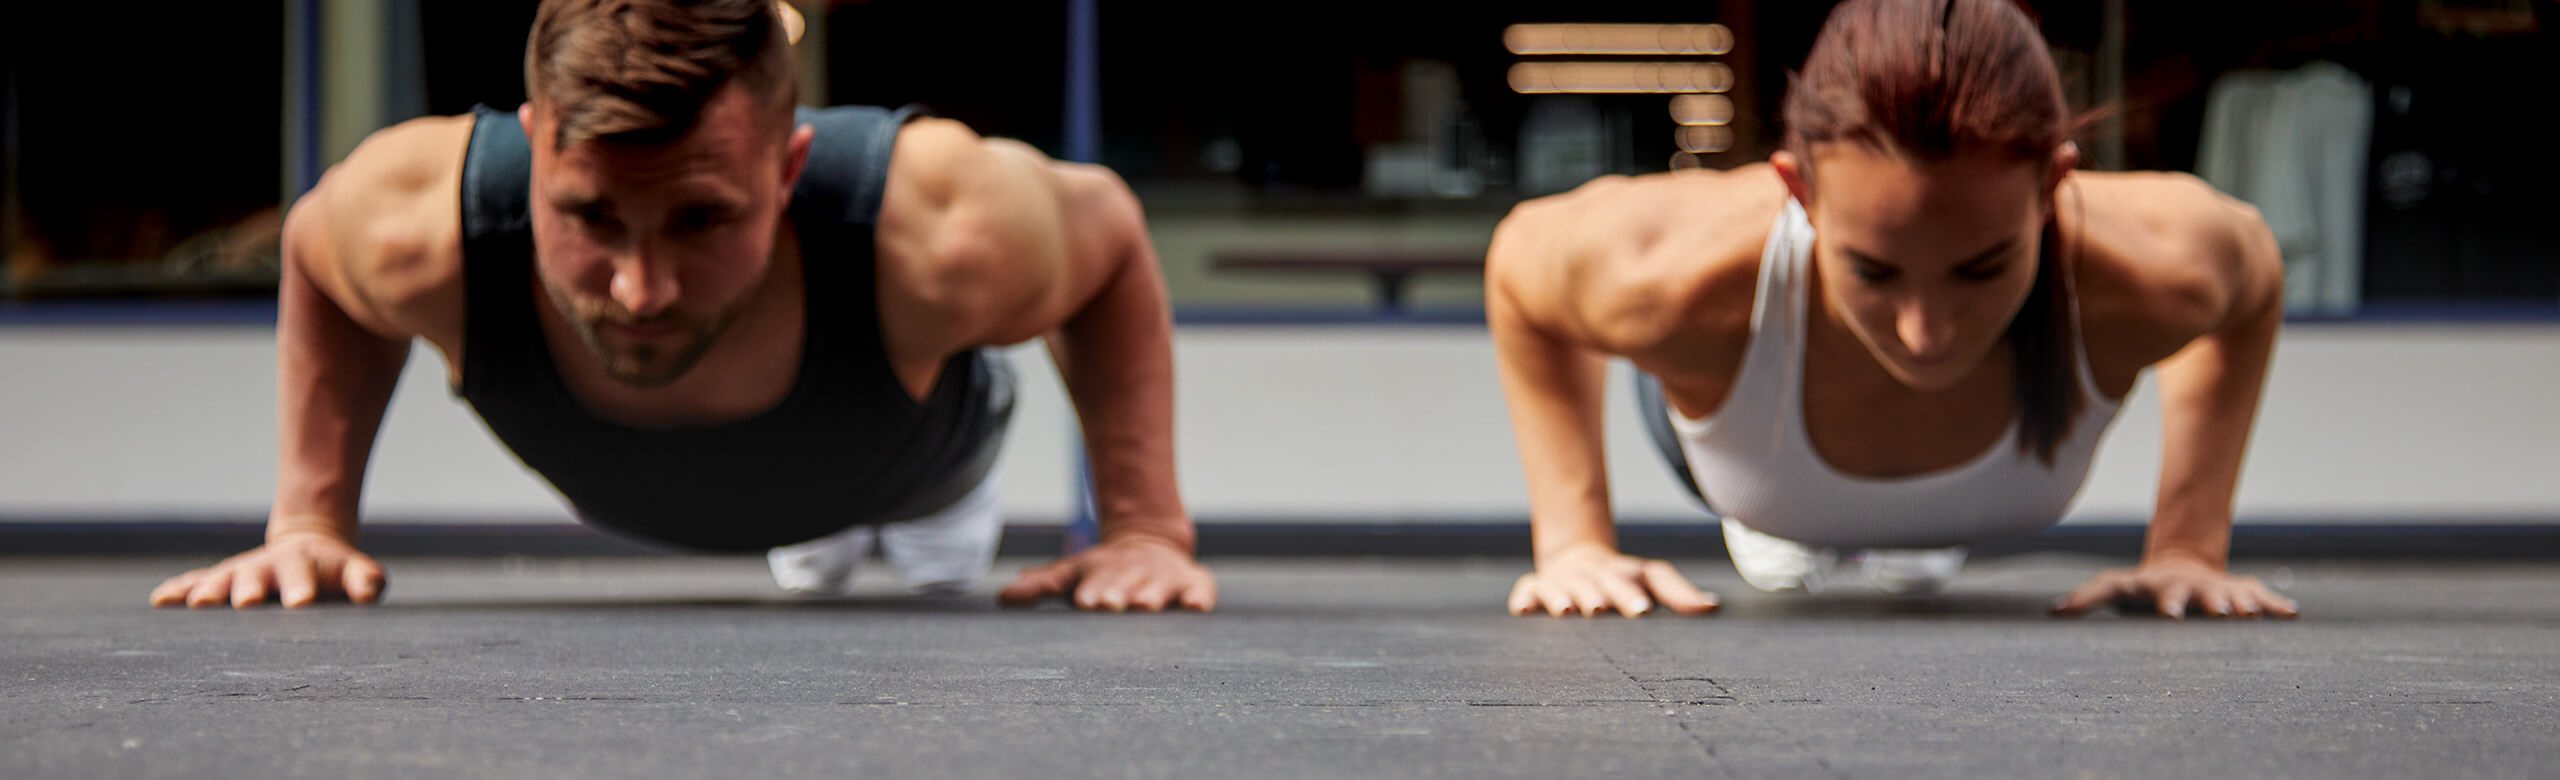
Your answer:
[2054,195,2297,619]
[1489,194,1720,618]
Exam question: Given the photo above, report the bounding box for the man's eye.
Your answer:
[675,208,728,232]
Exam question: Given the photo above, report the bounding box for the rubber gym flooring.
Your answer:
[5,554,2555,779]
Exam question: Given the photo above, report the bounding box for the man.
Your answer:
[151,0,1213,612]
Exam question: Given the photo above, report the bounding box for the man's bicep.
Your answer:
[879,124,1080,350]
[282,180,383,330]
[297,143,460,342]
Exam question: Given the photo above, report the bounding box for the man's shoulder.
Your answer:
[334,114,481,202]
[298,114,479,340]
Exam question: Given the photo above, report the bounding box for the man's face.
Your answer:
[521,84,803,388]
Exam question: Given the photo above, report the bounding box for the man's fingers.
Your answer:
[998,561,1077,607]
[1074,567,1141,612]
[1078,581,1127,612]
[1063,578,1101,611]
[1642,561,1719,616]
[1126,580,1177,613]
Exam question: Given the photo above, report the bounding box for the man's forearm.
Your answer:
[268,253,410,541]
[1049,241,1192,550]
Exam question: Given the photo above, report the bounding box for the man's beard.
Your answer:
[546,285,749,389]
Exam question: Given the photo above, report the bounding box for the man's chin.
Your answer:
[597,349,699,388]
[602,367,688,388]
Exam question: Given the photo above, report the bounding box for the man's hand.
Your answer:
[999,535,1215,612]
[2050,557,2297,619]
[148,529,387,609]
[1509,543,1720,618]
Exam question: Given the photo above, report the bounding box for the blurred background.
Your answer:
[2,1,2555,549]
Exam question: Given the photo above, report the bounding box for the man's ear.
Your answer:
[780,123,815,197]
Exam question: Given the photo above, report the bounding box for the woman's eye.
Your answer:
[1956,263,2005,281]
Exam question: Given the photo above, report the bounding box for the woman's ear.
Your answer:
[2044,142,2080,196]
[1773,149,1814,207]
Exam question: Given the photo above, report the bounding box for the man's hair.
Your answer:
[523,0,796,151]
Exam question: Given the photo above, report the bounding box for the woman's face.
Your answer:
[1781,142,2064,390]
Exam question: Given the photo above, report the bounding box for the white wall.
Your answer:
[3,323,2555,528]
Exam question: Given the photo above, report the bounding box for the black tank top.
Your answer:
[454,105,1007,552]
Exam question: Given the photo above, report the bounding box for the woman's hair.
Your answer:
[1783,0,2086,464]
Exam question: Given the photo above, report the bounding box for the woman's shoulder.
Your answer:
[1490,165,1787,358]
[2069,170,2285,370]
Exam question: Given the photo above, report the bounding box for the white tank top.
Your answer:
[1669,199,2126,549]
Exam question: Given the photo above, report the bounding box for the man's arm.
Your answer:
[874,120,1209,612]
[1036,187,1189,552]
[150,117,469,609]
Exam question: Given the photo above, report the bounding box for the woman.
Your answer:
[1488,0,2297,619]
